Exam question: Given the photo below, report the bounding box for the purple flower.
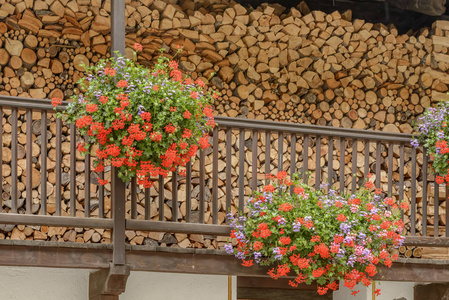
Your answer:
[138,105,145,115]
[293,222,301,232]
[411,139,419,148]
[224,243,234,254]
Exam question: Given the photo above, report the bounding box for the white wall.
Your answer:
[0,267,235,300]
[333,281,418,300]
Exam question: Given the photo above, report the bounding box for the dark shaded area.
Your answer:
[238,0,445,34]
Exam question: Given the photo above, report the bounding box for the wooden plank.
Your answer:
[434,20,449,31]
[433,52,449,64]
[433,36,449,48]
[424,67,449,85]
[431,90,449,102]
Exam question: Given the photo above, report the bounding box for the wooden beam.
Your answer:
[389,0,446,16]
[0,240,449,283]
[89,263,130,300]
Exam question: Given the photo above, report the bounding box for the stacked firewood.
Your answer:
[0,0,447,247]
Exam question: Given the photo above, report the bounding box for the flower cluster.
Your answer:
[225,171,405,295]
[412,101,449,181]
[54,44,216,186]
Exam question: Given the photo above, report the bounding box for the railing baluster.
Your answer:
[290,134,296,194]
[251,130,257,191]
[376,141,381,189]
[435,175,439,237]
[186,161,192,223]
[328,137,333,187]
[423,149,428,237]
[303,135,309,184]
[55,118,62,216]
[26,110,32,214]
[339,138,345,194]
[315,137,321,190]
[0,108,2,207]
[225,129,231,220]
[11,108,18,213]
[99,170,104,218]
[411,147,416,235]
[399,144,404,221]
[213,127,219,224]
[131,176,137,219]
[238,129,245,212]
[278,132,283,172]
[265,131,271,183]
[364,140,369,178]
[83,140,90,218]
[446,184,449,237]
[199,149,205,224]
[351,139,357,194]
[70,123,76,217]
[172,171,177,222]
[388,144,393,197]
[145,187,150,220]
[158,175,164,221]
[40,111,47,215]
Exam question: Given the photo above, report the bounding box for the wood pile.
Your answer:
[0,0,448,249]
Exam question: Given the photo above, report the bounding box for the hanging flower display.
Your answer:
[225,172,405,296]
[53,44,217,187]
[412,101,449,182]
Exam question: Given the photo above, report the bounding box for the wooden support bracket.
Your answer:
[89,263,130,300]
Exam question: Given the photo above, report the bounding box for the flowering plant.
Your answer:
[412,101,449,184]
[53,44,217,186]
[225,172,406,296]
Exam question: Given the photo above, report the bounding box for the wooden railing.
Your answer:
[0,95,448,257]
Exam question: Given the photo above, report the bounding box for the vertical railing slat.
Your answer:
[423,149,428,237]
[131,176,137,219]
[158,175,164,221]
[364,140,369,178]
[199,149,205,224]
[83,146,90,218]
[55,118,62,216]
[388,144,393,197]
[351,139,357,193]
[238,129,245,213]
[251,130,257,191]
[213,127,219,224]
[411,147,417,235]
[99,170,104,218]
[290,134,296,194]
[225,129,231,221]
[70,123,76,217]
[376,141,381,189]
[435,175,439,237]
[315,137,321,190]
[399,144,404,221]
[25,110,32,214]
[328,137,333,187]
[186,161,192,223]
[303,135,309,184]
[265,132,271,184]
[278,132,283,172]
[11,108,18,213]
[40,111,47,215]
[172,171,177,222]
[145,187,150,220]
[339,138,345,194]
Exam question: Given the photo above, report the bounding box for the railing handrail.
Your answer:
[215,116,413,143]
[0,95,414,143]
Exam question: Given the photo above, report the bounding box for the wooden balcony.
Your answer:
[1,95,449,297]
